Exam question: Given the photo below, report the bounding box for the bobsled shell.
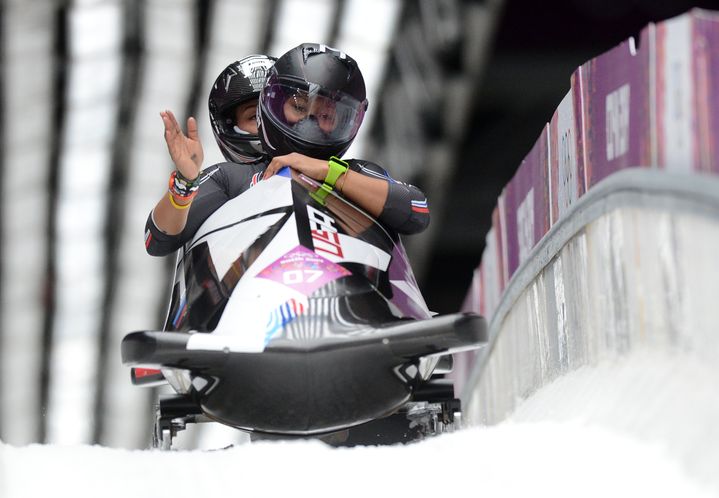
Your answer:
[188,172,293,250]
[303,201,392,271]
[195,277,308,353]
[314,233,391,271]
[390,279,433,318]
[387,244,432,319]
[124,165,489,441]
[197,212,288,279]
[238,213,302,279]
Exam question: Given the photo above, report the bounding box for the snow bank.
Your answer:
[0,421,711,498]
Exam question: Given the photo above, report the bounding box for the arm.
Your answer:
[263,153,429,234]
[152,110,204,235]
[263,153,388,218]
[351,160,430,235]
[146,162,266,256]
[145,166,223,256]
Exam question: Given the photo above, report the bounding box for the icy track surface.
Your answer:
[1,351,716,498]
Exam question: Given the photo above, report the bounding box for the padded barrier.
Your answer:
[456,9,719,427]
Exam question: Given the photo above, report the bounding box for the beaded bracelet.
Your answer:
[169,170,201,199]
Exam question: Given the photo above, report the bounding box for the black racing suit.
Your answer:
[145,159,430,256]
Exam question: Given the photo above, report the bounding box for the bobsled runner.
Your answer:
[122,167,486,449]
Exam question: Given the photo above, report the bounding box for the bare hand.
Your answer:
[263,152,329,181]
[161,110,203,180]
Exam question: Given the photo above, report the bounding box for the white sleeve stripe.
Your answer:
[358,165,394,182]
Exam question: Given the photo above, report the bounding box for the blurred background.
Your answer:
[0,0,716,449]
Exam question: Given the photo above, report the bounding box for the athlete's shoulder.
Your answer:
[347,158,397,183]
[203,161,265,180]
[197,162,224,182]
[211,160,269,196]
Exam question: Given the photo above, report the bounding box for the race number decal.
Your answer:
[282,269,323,285]
[256,245,350,295]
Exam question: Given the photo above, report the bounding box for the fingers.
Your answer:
[264,154,295,179]
[160,110,192,137]
[263,153,330,181]
[165,110,180,130]
[263,155,291,179]
[160,111,173,133]
[263,158,279,179]
[264,154,326,181]
[186,116,198,140]
[161,115,176,150]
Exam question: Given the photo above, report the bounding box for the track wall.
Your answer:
[456,8,719,422]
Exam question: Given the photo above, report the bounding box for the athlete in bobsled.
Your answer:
[124,44,487,449]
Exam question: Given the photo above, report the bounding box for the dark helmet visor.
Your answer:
[262,73,366,146]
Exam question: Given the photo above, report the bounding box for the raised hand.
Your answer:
[161,110,204,180]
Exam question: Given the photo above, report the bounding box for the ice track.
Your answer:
[1,350,715,498]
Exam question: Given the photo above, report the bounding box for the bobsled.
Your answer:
[122,167,486,449]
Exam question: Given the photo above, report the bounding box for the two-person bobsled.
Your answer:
[122,168,486,449]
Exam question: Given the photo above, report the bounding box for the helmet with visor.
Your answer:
[258,43,368,159]
[209,54,276,164]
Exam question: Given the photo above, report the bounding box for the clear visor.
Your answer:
[262,77,366,145]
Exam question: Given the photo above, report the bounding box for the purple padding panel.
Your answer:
[388,243,432,320]
[478,205,508,321]
[451,269,484,396]
[580,38,651,187]
[492,203,508,294]
[549,86,586,224]
[693,12,719,173]
[653,17,692,172]
[570,68,589,193]
[504,126,550,278]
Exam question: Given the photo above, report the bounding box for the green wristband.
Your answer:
[324,156,349,187]
[311,156,349,205]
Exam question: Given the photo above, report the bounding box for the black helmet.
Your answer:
[208,54,276,164]
[258,43,368,159]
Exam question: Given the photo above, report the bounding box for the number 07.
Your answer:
[282,269,323,284]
